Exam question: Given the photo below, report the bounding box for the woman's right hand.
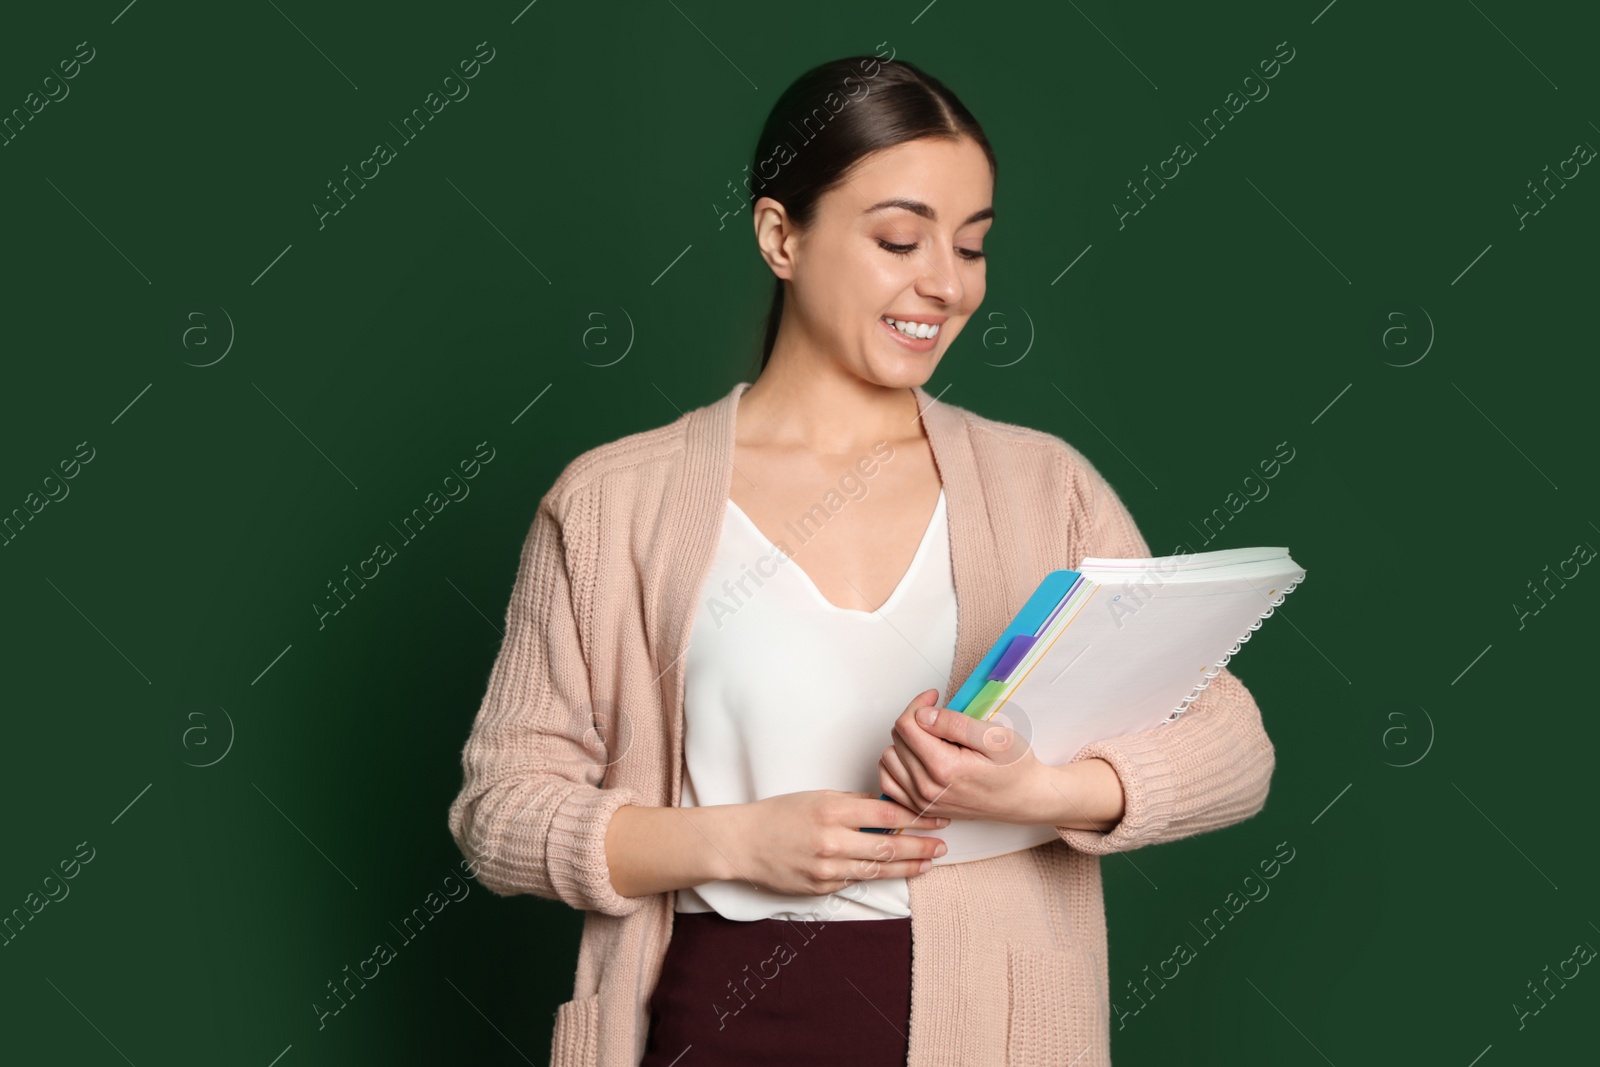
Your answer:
[729,789,949,897]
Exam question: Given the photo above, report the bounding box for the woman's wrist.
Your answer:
[683,802,745,884]
[1029,758,1125,832]
[605,802,745,898]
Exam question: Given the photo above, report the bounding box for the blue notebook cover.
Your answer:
[945,570,1081,712]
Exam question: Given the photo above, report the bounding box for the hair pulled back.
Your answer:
[747,56,996,374]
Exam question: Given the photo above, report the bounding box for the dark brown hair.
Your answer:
[746,55,996,374]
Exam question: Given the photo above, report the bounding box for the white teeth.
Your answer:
[883,317,940,339]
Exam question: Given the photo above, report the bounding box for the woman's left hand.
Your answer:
[878,689,1054,825]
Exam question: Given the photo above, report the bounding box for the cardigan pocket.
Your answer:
[550,991,601,1067]
[1005,942,1101,1067]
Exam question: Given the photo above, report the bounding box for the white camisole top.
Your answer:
[677,489,958,922]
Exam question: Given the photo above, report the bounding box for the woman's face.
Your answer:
[757,135,994,388]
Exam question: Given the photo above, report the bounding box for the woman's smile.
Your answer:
[878,314,944,352]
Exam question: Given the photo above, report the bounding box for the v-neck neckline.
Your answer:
[724,489,946,617]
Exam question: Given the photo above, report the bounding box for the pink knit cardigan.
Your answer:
[447,380,1276,1066]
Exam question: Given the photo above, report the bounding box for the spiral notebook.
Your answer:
[867,545,1306,865]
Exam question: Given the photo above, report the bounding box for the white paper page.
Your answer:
[929,552,1303,865]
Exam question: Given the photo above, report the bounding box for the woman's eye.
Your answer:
[876,238,987,261]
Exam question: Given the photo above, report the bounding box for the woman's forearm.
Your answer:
[605,802,743,899]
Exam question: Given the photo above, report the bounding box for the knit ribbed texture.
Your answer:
[447,381,1277,1066]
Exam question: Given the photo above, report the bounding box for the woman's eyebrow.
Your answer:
[861,198,995,226]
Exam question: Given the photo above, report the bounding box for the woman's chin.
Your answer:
[862,354,941,391]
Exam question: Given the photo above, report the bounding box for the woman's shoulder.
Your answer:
[948,400,1150,559]
[938,397,1105,494]
[537,402,699,521]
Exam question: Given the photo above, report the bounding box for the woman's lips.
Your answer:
[879,316,938,352]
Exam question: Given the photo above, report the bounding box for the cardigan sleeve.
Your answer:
[1052,456,1277,856]
[446,491,647,917]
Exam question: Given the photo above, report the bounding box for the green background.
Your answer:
[2,0,1594,1063]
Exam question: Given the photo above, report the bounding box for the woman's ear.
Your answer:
[752,196,797,280]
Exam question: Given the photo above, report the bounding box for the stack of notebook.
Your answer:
[869,545,1306,864]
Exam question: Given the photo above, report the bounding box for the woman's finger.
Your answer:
[879,747,920,806]
[890,732,935,799]
[839,857,939,883]
[844,825,944,868]
[849,791,938,829]
[878,758,914,810]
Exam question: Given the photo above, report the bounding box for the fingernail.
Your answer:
[918,859,932,873]
[917,707,937,725]
[934,842,947,857]
[937,817,950,827]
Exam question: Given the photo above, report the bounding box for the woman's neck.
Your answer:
[738,361,926,455]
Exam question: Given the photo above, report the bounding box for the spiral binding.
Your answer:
[1156,568,1307,725]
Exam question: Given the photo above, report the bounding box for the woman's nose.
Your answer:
[914,248,962,304]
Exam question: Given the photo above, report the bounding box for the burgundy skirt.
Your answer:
[639,909,912,1067]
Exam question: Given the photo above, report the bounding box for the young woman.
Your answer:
[448,56,1276,1067]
